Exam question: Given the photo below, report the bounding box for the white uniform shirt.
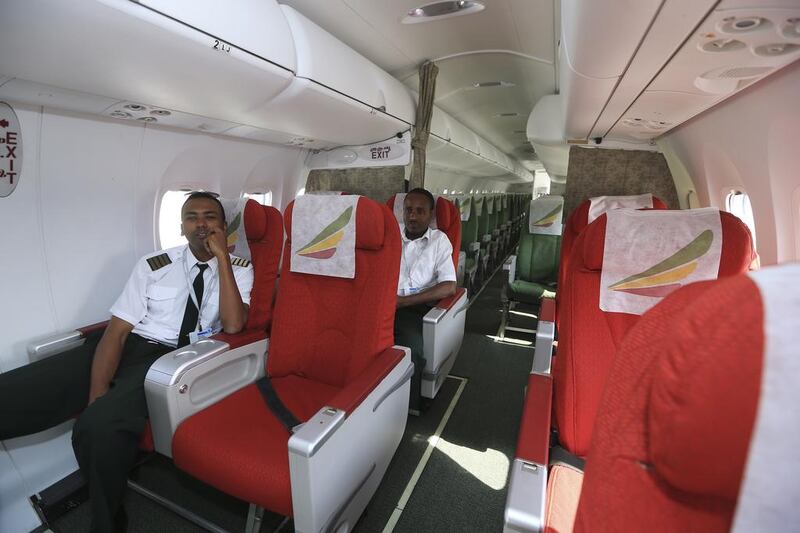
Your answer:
[110,245,254,347]
[397,225,457,296]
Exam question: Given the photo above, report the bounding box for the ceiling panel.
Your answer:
[403,53,555,155]
[279,0,557,178]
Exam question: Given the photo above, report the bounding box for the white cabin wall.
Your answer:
[659,62,800,265]
[0,104,305,533]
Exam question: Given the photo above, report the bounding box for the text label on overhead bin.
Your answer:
[0,102,22,198]
[212,39,232,54]
[307,130,412,170]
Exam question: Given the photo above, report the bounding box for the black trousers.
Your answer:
[0,333,171,533]
[394,304,429,411]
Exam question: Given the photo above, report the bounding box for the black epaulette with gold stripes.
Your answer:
[146,253,172,271]
[231,257,251,268]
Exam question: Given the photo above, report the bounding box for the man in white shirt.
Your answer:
[0,192,253,532]
[395,188,457,411]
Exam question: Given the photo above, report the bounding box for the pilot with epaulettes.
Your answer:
[0,192,252,533]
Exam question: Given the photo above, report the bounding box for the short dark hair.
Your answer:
[406,188,435,211]
[183,191,226,221]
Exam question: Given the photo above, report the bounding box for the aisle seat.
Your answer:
[507,263,799,532]
[554,209,755,458]
[170,196,412,531]
[506,196,563,305]
[387,193,468,400]
[458,195,480,293]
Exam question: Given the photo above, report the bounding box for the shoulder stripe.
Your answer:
[147,253,172,271]
[231,257,251,268]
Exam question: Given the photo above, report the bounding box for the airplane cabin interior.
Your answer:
[0,1,798,532]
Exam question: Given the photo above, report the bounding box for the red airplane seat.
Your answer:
[171,196,413,531]
[140,199,283,452]
[560,264,800,532]
[556,196,668,328]
[553,210,754,458]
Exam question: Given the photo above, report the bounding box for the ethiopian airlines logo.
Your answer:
[225,211,242,253]
[608,230,713,297]
[297,206,353,259]
[532,205,562,228]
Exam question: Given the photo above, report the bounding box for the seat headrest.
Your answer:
[435,196,458,232]
[583,210,753,273]
[584,209,683,270]
[243,199,267,241]
[285,196,386,250]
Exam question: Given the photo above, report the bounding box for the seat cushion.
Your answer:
[173,374,340,517]
[545,464,584,533]
[509,280,556,304]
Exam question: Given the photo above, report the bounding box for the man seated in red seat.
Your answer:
[0,192,253,533]
[394,188,456,412]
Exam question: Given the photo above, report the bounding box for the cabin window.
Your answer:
[158,190,191,249]
[243,191,273,206]
[726,190,757,247]
[297,187,306,197]
[442,188,449,195]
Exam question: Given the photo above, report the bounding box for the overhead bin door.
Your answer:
[137,0,296,69]
[0,0,294,131]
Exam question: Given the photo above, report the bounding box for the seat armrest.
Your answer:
[328,347,406,415]
[212,327,268,349]
[505,255,517,285]
[434,287,467,312]
[288,348,412,532]
[533,297,556,375]
[539,297,556,322]
[504,373,553,533]
[424,288,468,325]
[516,374,552,465]
[27,320,110,362]
[77,320,110,337]
[144,336,268,456]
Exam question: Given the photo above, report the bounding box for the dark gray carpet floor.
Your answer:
[51,264,534,533]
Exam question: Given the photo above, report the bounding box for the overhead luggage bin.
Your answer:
[0,0,294,126]
[137,0,296,67]
[0,0,413,148]
[280,5,416,126]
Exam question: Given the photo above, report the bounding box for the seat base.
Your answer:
[545,464,583,533]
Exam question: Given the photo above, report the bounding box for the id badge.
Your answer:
[189,328,213,344]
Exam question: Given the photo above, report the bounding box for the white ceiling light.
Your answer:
[403,1,485,24]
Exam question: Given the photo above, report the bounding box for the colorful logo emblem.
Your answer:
[532,205,562,228]
[226,211,241,253]
[297,206,354,259]
[608,230,713,297]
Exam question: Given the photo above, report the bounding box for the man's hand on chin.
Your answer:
[205,228,229,259]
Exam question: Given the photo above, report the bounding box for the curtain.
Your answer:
[409,61,439,190]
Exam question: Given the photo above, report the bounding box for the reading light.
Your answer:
[403,1,485,24]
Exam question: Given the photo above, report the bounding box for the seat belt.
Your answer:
[549,445,585,472]
[255,375,301,434]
